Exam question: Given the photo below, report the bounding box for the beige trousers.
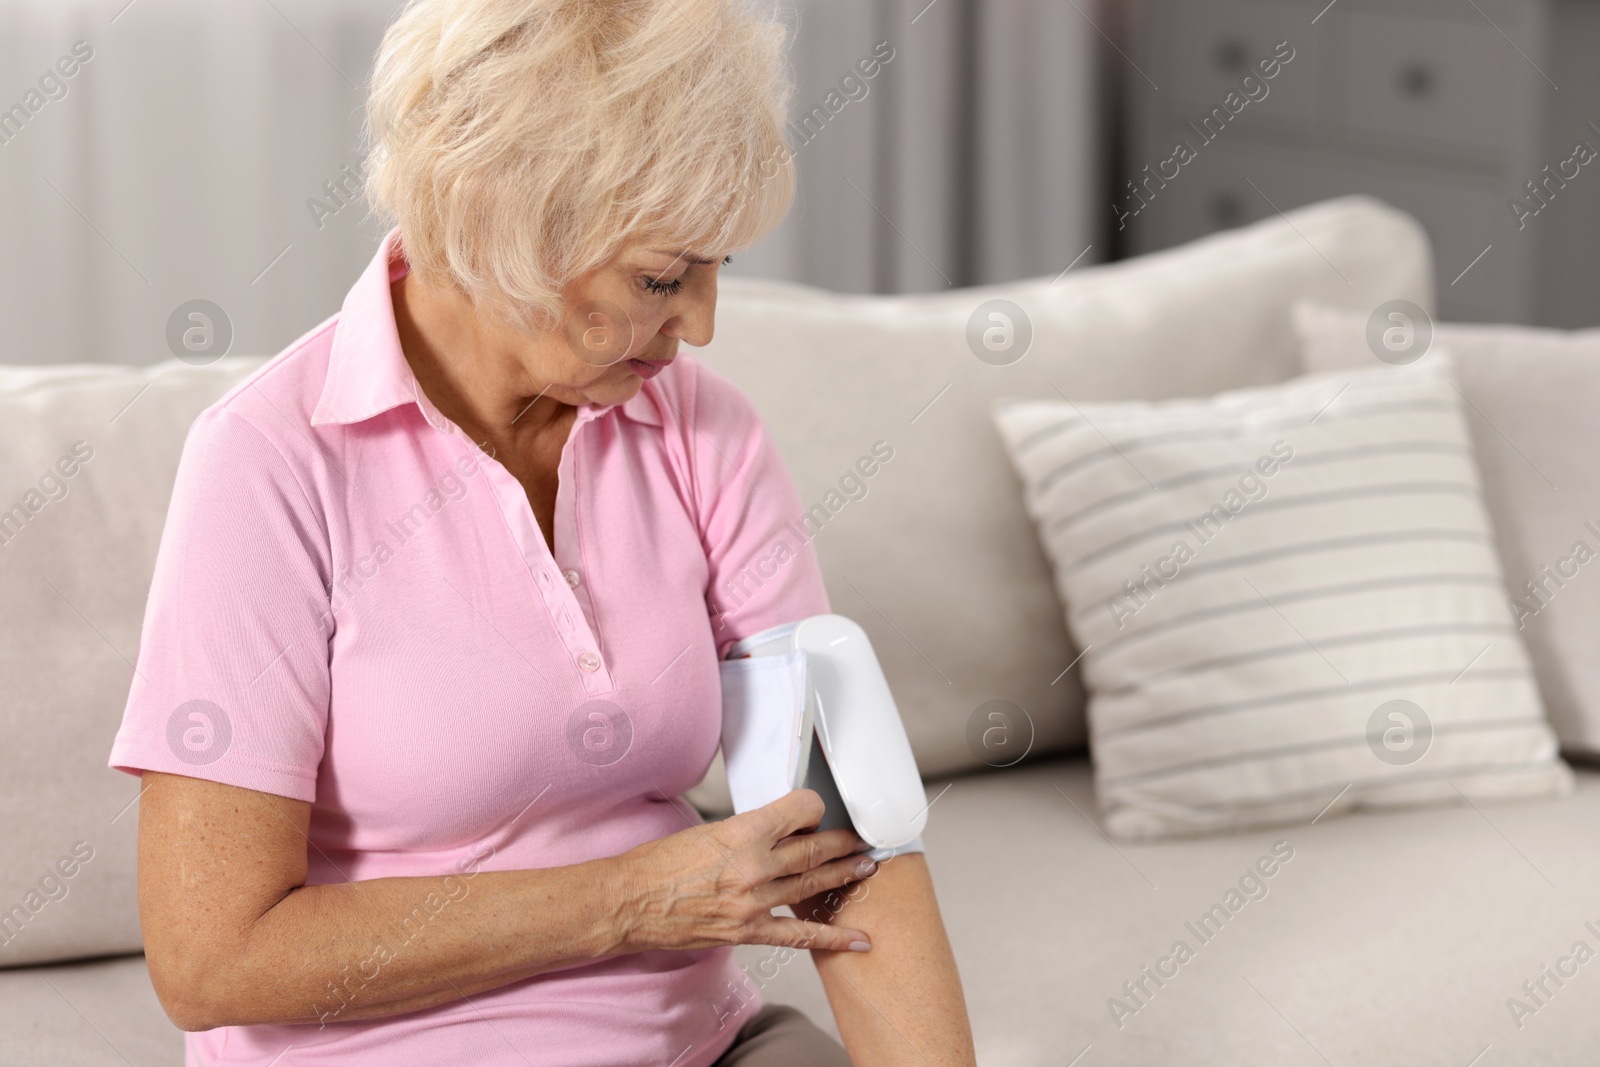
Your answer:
[708,1004,852,1066]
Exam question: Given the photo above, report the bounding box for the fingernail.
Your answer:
[855,857,877,877]
[848,940,872,952]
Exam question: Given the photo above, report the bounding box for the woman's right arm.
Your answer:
[140,772,876,1031]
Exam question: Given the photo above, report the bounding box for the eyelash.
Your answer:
[641,256,733,297]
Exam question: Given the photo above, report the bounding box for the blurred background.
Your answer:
[0,0,1595,369]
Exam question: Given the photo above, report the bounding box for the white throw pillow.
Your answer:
[993,358,1571,839]
[1295,302,1600,756]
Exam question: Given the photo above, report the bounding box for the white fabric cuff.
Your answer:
[865,835,924,863]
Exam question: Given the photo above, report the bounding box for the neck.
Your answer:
[390,269,573,450]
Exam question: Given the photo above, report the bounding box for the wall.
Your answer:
[0,0,1107,366]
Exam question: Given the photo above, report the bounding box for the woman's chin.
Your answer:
[584,370,646,408]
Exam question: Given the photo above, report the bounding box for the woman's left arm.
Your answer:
[796,852,977,1067]
[688,372,974,1060]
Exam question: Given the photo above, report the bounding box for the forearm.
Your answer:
[156,859,622,1030]
[143,773,879,1033]
[795,853,976,1067]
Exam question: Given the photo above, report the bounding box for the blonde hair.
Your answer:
[363,0,796,333]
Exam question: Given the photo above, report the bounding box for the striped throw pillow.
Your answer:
[994,358,1571,839]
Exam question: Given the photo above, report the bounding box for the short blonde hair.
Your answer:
[363,0,796,333]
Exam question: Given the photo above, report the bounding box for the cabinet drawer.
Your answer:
[1341,10,1535,153]
[1151,0,1321,125]
[1123,141,1518,321]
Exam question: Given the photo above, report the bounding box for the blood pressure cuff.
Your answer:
[719,615,927,863]
[801,728,926,863]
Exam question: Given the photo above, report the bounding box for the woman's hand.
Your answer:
[604,788,878,955]
[136,776,868,1032]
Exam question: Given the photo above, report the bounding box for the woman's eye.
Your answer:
[641,275,685,296]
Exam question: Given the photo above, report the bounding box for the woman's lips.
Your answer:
[628,357,672,380]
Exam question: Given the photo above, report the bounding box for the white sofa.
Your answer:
[6,197,1599,1065]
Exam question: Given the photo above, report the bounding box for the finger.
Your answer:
[759,850,877,911]
[738,788,826,846]
[776,823,872,849]
[751,915,872,954]
[769,826,866,880]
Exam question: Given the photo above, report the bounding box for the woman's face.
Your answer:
[538,237,729,408]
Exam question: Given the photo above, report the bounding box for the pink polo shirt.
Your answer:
[108,227,830,1066]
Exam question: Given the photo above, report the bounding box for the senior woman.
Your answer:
[108,0,975,1065]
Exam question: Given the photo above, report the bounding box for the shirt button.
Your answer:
[563,569,581,588]
[577,651,601,672]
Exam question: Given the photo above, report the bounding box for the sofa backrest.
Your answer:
[0,359,267,966]
[0,195,1430,966]
[696,195,1432,783]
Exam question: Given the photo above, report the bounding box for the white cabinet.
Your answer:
[1122,0,1554,324]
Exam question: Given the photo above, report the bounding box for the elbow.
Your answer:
[165,1001,224,1035]
[145,946,241,1032]
[153,984,224,1033]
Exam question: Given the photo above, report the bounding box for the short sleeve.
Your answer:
[688,363,831,659]
[107,407,333,802]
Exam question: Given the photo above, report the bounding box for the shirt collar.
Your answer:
[311,226,662,430]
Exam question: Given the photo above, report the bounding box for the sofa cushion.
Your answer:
[0,358,264,967]
[693,196,1433,793]
[739,756,1600,1066]
[1295,302,1600,757]
[992,357,1570,839]
[0,953,181,1065]
[19,756,1600,1066]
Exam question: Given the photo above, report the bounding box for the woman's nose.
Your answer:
[662,286,716,348]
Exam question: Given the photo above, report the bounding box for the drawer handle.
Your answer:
[1213,38,1248,74]
[1397,62,1434,99]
